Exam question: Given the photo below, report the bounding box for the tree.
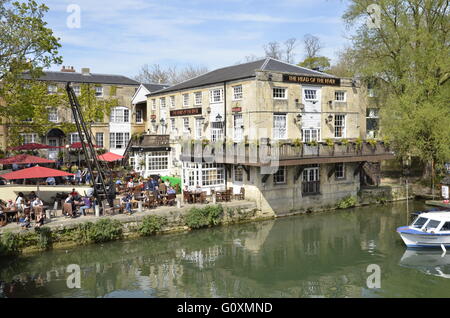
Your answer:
[298,34,331,71]
[328,47,357,78]
[135,64,209,85]
[0,0,62,81]
[263,38,298,63]
[343,0,450,183]
[0,0,62,146]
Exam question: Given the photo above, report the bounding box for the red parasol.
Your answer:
[8,143,60,151]
[69,142,100,149]
[0,166,74,180]
[0,154,55,165]
[98,152,124,162]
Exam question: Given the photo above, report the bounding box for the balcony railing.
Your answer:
[180,140,395,166]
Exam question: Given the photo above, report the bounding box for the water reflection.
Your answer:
[2,201,448,298]
[399,249,450,279]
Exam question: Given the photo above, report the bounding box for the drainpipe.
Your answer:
[223,81,228,187]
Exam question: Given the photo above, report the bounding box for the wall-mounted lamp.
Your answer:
[294,114,303,125]
[160,118,166,126]
[151,118,156,124]
[215,114,223,122]
[328,100,333,107]
[325,114,334,124]
[268,74,273,81]
[206,107,211,114]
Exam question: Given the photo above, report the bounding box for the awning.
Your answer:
[98,152,124,162]
[0,166,74,180]
[0,154,55,165]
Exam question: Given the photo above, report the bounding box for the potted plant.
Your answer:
[355,137,363,151]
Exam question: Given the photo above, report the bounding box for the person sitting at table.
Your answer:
[31,196,43,211]
[167,187,176,195]
[6,200,15,210]
[29,191,37,201]
[159,181,167,194]
[46,176,56,185]
[64,194,77,217]
[15,192,25,211]
[121,192,133,215]
[70,188,79,197]
[127,178,134,189]
[20,216,31,229]
[78,196,91,216]
[35,213,45,228]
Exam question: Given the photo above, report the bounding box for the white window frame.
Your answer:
[160,97,166,109]
[304,89,317,101]
[20,133,38,144]
[73,85,81,96]
[334,114,346,138]
[95,86,103,98]
[69,133,83,144]
[152,99,156,110]
[171,118,177,134]
[195,117,203,140]
[135,109,143,123]
[335,163,345,180]
[110,107,130,123]
[170,96,175,108]
[183,117,190,134]
[335,91,346,102]
[183,94,189,107]
[234,166,244,182]
[147,151,169,172]
[109,132,130,149]
[302,128,321,143]
[233,85,243,101]
[274,166,287,185]
[273,87,287,100]
[96,132,104,148]
[194,92,202,106]
[47,84,58,94]
[210,88,224,103]
[211,122,224,142]
[47,107,58,123]
[233,114,244,142]
[273,114,287,140]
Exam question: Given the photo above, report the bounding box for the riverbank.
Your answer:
[0,182,423,256]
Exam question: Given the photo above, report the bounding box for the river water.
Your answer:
[1,200,450,298]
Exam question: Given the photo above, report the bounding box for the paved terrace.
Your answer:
[0,194,257,234]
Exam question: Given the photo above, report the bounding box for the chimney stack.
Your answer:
[81,68,91,75]
[61,66,76,73]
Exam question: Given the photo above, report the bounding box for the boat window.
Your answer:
[413,217,428,228]
[441,222,450,231]
[425,219,440,230]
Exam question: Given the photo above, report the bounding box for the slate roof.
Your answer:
[143,83,171,92]
[23,71,140,86]
[148,57,337,96]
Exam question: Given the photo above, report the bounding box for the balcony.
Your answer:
[180,140,395,167]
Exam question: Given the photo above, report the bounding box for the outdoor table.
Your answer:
[4,210,19,223]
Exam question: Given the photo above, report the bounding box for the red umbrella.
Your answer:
[69,142,100,149]
[98,152,124,162]
[0,154,55,165]
[8,143,60,151]
[1,166,74,180]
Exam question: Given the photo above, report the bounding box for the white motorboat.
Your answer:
[397,211,450,248]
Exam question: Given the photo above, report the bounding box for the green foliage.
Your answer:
[292,138,303,148]
[325,138,334,148]
[0,232,21,256]
[88,219,123,243]
[367,138,377,147]
[355,137,363,150]
[73,220,123,244]
[139,215,167,236]
[298,56,331,72]
[185,205,224,229]
[35,226,52,250]
[341,138,349,146]
[307,140,318,147]
[336,196,357,209]
[343,0,450,173]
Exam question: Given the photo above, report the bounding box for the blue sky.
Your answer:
[43,0,352,78]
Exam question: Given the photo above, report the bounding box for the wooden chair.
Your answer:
[166,193,177,206]
[145,195,158,209]
[200,191,207,204]
[183,191,192,204]
[112,199,124,214]
[235,187,245,200]
[102,200,116,216]
[63,203,73,216]
[0,214,6,227]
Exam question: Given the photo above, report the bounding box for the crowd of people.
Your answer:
[0,191,46,229]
